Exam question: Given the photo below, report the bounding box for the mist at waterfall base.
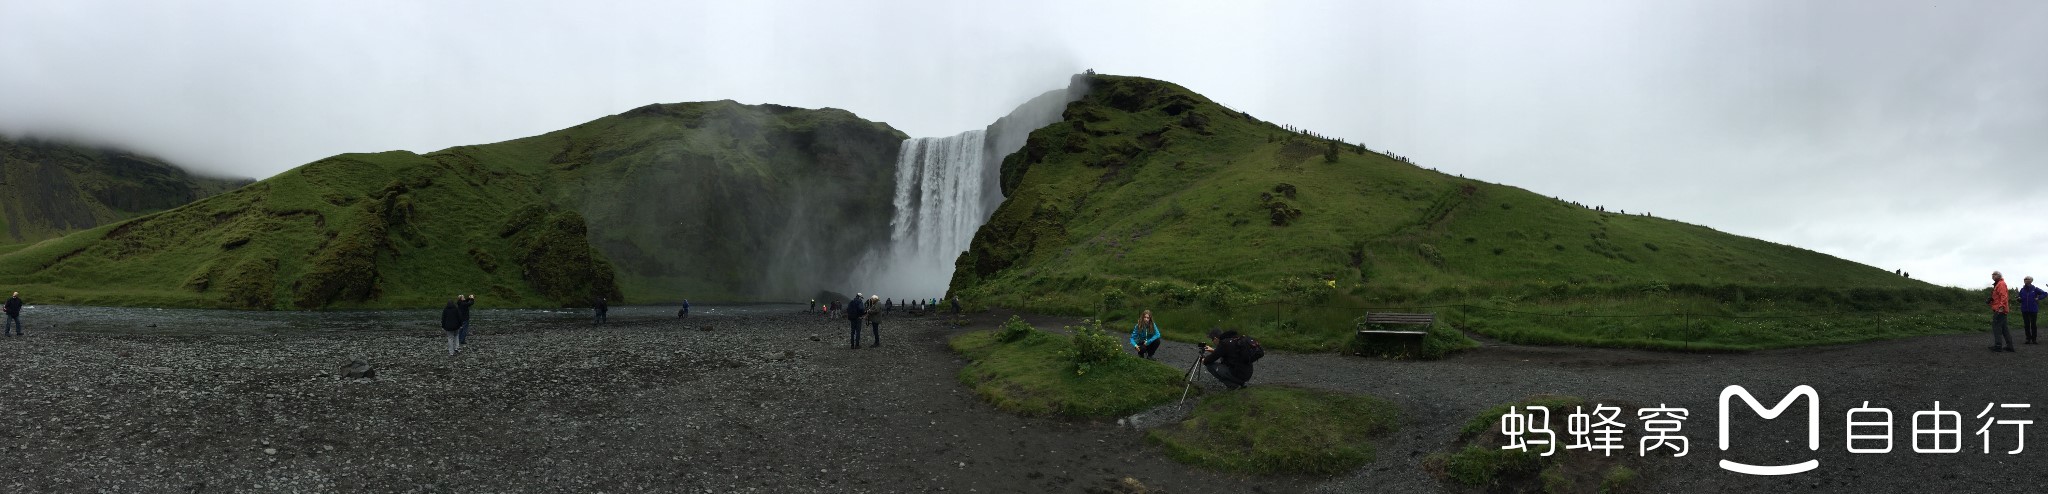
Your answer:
[854,81,1088,301]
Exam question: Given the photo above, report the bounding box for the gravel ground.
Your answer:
[2,306,2039,493]
[0,307,1292,493]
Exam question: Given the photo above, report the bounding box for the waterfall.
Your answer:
[883,130,989,287]
[857,78,1091,299]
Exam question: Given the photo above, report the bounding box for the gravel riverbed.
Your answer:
[0,306,2038,493]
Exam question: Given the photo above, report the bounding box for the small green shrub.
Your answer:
[1418,243,1445,267]
[997,315,1036,343]
[1062,319,1126,375]
[1602,465,1638,493]
[1101,287,1127,314]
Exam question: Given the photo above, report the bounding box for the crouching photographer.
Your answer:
[1201,328,1263,390]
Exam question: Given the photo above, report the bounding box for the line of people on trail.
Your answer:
[1988,271,2048,352]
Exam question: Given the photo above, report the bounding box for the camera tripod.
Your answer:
[1179,343,1209,405]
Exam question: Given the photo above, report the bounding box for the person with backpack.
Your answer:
[1201,327,1262,389]
[440,296,465,356]
[846,293,868,349]
[1129,310,1162,359]
[4,292,22,336]
[458,294,476,345]
[679,298,691,318]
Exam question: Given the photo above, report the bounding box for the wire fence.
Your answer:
[1212,300,1970,322]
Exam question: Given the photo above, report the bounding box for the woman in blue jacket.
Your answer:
[1129,310,1163,359]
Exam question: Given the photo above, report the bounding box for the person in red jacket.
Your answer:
[1991,271,2013,352]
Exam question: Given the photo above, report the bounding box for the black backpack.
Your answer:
[1237,335,1265,363]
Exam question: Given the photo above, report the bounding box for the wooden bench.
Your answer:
[1358,312,1435,335]
[1355,312,1437,358]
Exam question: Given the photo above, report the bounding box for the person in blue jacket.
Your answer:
[1129,309,1162,359]
[2021,276,2046,344]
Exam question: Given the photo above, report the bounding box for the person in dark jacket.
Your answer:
[594,297,609,325]
[679,298,691,318]
[2022,276,2046,344]
[950,296,961,315]
[1201,328,1254,389]
[4,292,23,336]
[458,294,475,345]
[440,297,465,356]
[1129,310,1162,359]
[846,293,868,349]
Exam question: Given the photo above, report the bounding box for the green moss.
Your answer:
[949,328,1184,418]
[1148,385,1400,475]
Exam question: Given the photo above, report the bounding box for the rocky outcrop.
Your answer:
[0,136,249,243]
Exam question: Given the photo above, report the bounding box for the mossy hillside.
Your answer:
[952,74,1977,351]
[0,101,905,308]
[0,136,249,243]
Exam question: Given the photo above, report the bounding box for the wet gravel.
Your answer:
[2,306,2035,493]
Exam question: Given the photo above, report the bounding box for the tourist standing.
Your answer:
[594,296,609,325]
[458,294,475,345]
[4,291,22,336]
[441,296,465,356]
[846,294,868,349]
[1991,272,2014,352]
[866,295,883,347]
[2022,277,2046,344]
[1129,310,1162,359]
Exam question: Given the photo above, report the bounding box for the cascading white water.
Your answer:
[856,79,1090,300]
[882,130,989,286]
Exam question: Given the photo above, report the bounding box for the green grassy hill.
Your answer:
[953,74,1974,351]
[0,101,904,309]
[0,136,250,243]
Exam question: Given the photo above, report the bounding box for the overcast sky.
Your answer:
[2,0,2042,289]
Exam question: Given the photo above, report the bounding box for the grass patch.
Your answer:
[949,324,1185,418]
[1148,385,1400,475]
[1423,395,1647,493]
